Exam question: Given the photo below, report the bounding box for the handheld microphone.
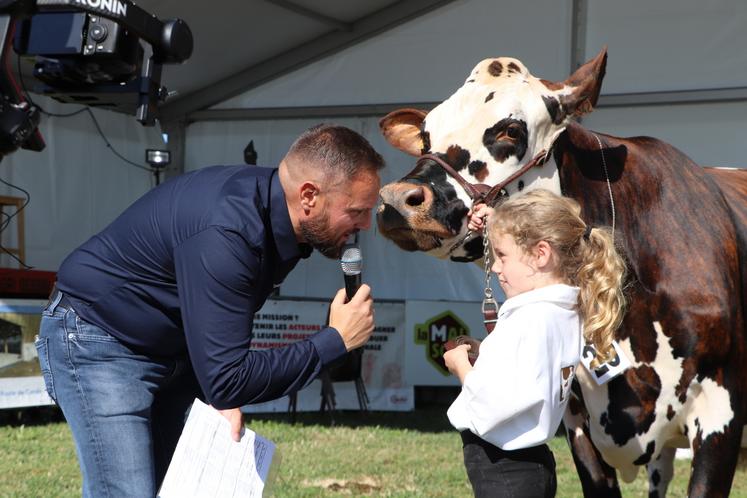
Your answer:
[340,243,363,301]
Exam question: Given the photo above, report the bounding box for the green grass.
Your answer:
[2,408,747,497]
[0,410,82,497]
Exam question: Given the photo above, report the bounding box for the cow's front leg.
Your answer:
[686,417,743,498]
[646,445,675,498]
[563,394,622,498]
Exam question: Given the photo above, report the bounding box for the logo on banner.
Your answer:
[415,311,470,376]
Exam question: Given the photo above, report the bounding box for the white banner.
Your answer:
[243,299,412,413]
[0,297,494,411]
[404,300,490,386]
[0,376,53,409]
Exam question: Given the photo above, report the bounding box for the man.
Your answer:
[36,124,383,497]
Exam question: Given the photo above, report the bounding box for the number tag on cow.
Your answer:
[580,340,631,385]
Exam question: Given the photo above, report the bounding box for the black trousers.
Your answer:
[461,431,557,498]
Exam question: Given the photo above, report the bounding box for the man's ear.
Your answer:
[299,181,319,212]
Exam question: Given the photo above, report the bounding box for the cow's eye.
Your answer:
[506,126,520,139]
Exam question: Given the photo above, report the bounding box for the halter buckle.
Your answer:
[482,296,499,333]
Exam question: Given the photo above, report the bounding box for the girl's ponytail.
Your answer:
[575,227,627,365]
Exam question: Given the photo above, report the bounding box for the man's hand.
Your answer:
[443,344,473,384]
[467,203,494,232]
[329,284,374,351]
[217,407,244,442]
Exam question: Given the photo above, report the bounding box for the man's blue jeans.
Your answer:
[36,291,203,497]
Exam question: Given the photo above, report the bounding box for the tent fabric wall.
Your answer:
[584,102,747,167]
[185,117,487,302]
[215,0,747,110]
[214,0,572,109]
[0,96,165,271]
[585,1,747,94]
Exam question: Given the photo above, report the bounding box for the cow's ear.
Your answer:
[380,108,428,157]
[559,46,607,118]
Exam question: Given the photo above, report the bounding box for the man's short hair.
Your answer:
[286,124,384,182]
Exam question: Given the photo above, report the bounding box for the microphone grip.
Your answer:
[344,273,361,301]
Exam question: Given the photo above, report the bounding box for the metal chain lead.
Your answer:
[482,220,492,300]
[480,218,499,333]
[592,132,616,241]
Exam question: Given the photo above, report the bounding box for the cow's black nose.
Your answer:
[405,186,425,207]
[377,204,407,228]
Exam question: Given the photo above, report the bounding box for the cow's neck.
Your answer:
[553,122,665,293]
[554,121,628,229]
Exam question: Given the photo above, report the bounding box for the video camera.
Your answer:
[0,0,193,157]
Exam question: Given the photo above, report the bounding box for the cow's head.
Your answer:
[377,48,607,261]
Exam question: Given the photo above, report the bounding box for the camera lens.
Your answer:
[89,24,108,42]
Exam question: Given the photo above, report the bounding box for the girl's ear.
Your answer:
[533,240,554,269]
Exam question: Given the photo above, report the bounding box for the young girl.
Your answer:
[444,189,627,498]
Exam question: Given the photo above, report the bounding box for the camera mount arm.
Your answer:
[0,7,43,154]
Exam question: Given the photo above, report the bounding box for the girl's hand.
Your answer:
[455,335,481,357]
[443,344,473,383]
[467,203,494,232]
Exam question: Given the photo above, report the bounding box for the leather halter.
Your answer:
[413,148,551,207]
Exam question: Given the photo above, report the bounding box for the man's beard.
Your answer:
[299,210,345,259]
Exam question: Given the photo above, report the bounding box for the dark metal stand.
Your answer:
[288,348,369,425]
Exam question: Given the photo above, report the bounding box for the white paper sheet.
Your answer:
[158,398,276,497]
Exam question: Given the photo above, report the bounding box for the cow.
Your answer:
[375,47,747,497]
